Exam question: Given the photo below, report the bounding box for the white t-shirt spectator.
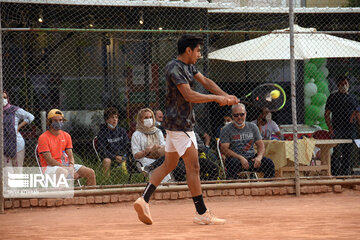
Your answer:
[252,120,280,140]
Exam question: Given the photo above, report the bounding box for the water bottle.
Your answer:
[122,154,128,174]
[61,151,69,166]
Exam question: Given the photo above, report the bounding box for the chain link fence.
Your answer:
[1,1,360,187]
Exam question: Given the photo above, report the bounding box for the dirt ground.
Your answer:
[1,191,360,240]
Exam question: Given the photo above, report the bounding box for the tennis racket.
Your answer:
[238,83,286,112]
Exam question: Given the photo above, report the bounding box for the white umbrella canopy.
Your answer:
[208,25,360,61]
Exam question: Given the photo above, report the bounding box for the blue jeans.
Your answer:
[225,155,275,179]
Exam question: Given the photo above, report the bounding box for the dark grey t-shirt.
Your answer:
[220,122,262,159]
[163,59,199,131]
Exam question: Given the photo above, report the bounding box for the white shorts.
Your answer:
[44,164,83,175]
[165,130,198,157]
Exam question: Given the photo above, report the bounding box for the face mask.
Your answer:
[266,113,272,121]
[51,121,63,131]
[3,98,8,106]
[233,120,245,128]
[107,123,116,129]
[144,118,153,128]
[155,121,161,127]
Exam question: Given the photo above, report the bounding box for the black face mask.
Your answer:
[51,121,64,130]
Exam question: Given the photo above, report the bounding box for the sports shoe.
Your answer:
[133,197,153,225]
[193,209,226,225]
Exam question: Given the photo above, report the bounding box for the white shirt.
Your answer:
[131,128,171,182]
[15,108,35,152]
[252,119,280,140]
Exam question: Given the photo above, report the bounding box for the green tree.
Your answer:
[348,0,360,7]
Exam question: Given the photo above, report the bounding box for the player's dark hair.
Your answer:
[177,35,203,55]
[104,107,119,121]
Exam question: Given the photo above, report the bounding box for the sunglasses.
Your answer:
[232,113,246,117]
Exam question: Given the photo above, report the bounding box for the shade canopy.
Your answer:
[208,25,360,61]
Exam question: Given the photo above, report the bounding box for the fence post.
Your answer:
[0,7,4,213]
[289,0,300,196]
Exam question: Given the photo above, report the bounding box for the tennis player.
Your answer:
[134,35,238,225]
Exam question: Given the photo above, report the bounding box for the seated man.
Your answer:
[97,107,129,178]
[220,103,275,179]
[215,115,232,139]
[154,109,166,136]
[38,109,96,186]
[252,107,281,140]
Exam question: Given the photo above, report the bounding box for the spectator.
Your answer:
[215,115,232,139]
[220,103,275,179]
[196,132,219,180]
[172,132,219,182]
[97,107,129,178]
[325,76,360,175]
[38,109,96,186]
[154,109,166,136]
[154,110,164,127]
[3,91,35,174]
[131,108,172,182]
[252,107,281,140]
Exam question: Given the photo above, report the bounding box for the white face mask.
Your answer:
[233,120,245,128]
[3,98,8,106]
[107,123,116,129]
[143,118,153,128]
[266,113,272,121]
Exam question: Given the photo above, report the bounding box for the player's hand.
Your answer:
[227,95,239,105]
[239,157,249,170]
[252,156,262,168]
[215,96,228,106]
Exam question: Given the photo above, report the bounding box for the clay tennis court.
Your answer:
[1,191,360,240]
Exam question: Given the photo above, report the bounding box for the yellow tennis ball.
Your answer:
[271,90,280,99]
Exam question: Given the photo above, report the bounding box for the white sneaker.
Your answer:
[193,209,226,225]
[134,197,153,225]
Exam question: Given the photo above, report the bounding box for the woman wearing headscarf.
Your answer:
[3,91,35,174]
[131,108,172,182]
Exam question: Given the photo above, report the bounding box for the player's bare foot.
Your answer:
[193,210,226,225]
[134,197,153,225]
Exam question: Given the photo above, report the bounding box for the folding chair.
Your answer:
[92,136,101,162]
[216,138,227,179]
[35,144,82,187]
[216,138,258,180]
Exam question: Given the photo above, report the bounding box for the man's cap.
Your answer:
[47,109,67,120]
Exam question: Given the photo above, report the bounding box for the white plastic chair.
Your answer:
[35,144,82,187]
